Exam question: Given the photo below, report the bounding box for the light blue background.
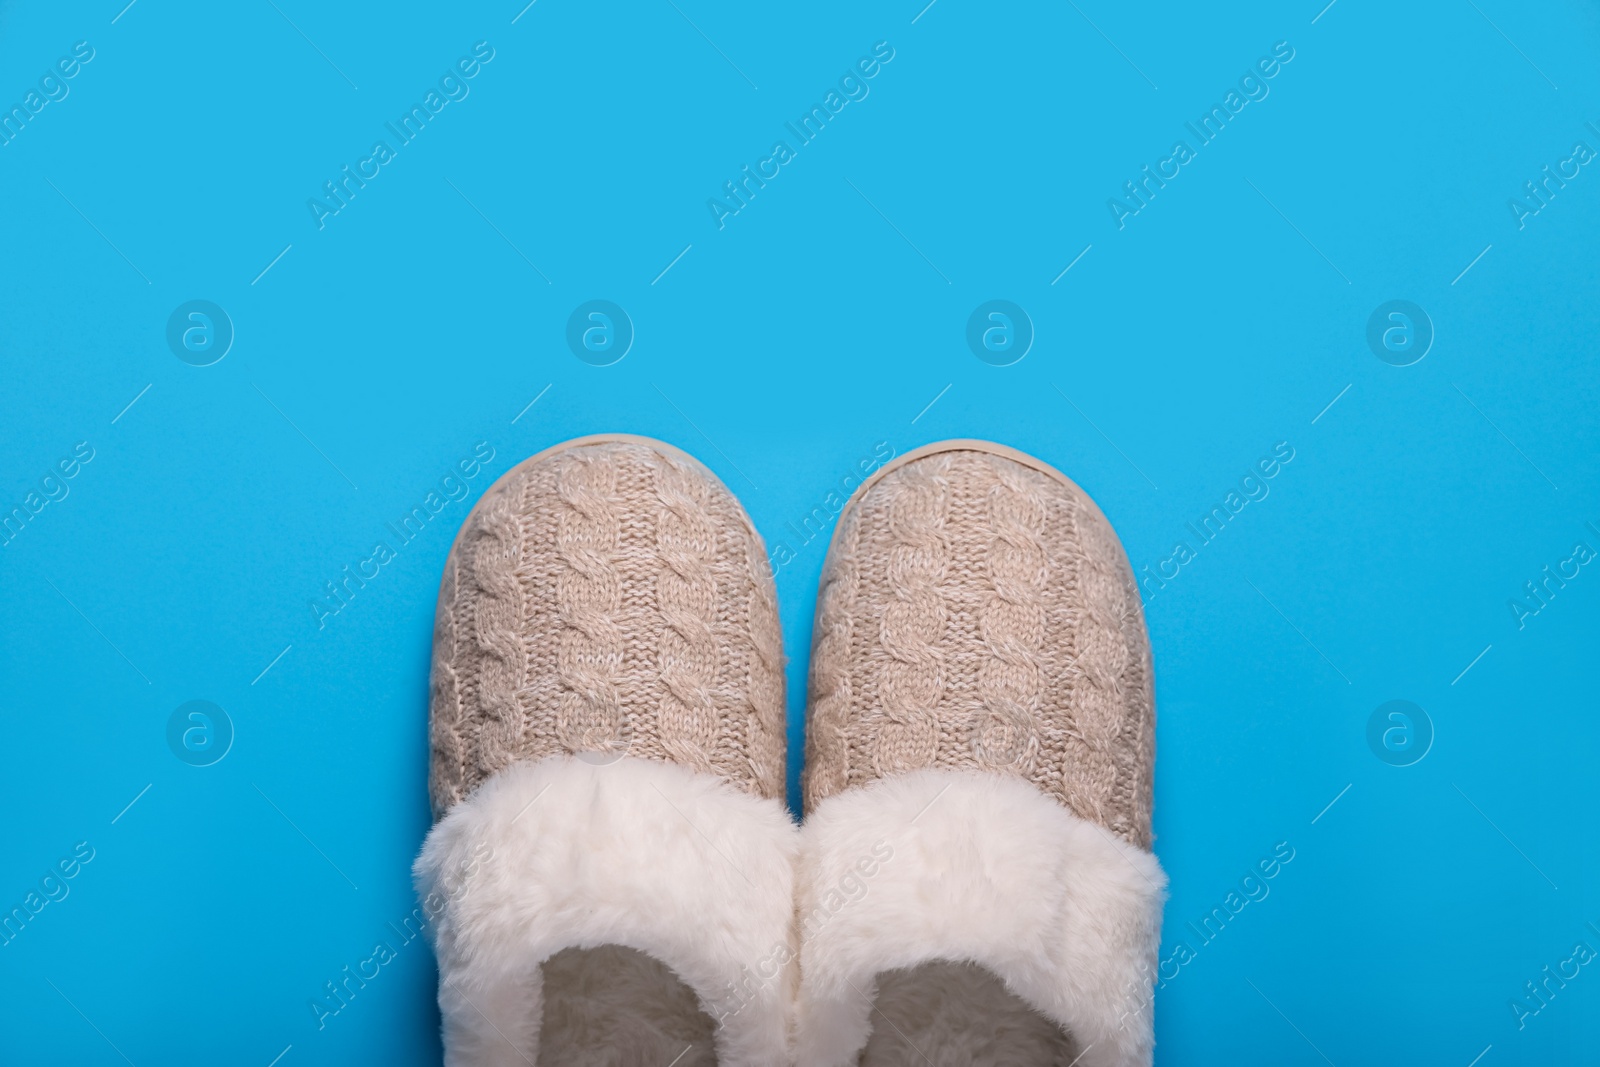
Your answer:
[3,0,1598,1063]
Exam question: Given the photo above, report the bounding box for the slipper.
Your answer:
[414,434,797,1067]
[796,440,1166,1067]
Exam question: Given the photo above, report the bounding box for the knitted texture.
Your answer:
[803,445,1155,848]
[428,438,787,819]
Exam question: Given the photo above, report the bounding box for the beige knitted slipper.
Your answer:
[795,440,1166,1067]
[413,434,797,1067]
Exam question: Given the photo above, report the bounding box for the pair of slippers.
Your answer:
[414,435,1165,1066]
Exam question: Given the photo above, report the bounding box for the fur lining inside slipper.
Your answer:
[794,769,1166,1067]
[415,756,799,1066]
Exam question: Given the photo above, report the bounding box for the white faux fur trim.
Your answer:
[414,756,799,1066]
[795,769,1166,1067]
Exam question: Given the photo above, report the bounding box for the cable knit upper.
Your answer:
[428,437,786,819]
[803,445,1155,848]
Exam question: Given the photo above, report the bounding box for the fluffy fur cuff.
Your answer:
[414,756,799,1066]
[795,769,1167,1067]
